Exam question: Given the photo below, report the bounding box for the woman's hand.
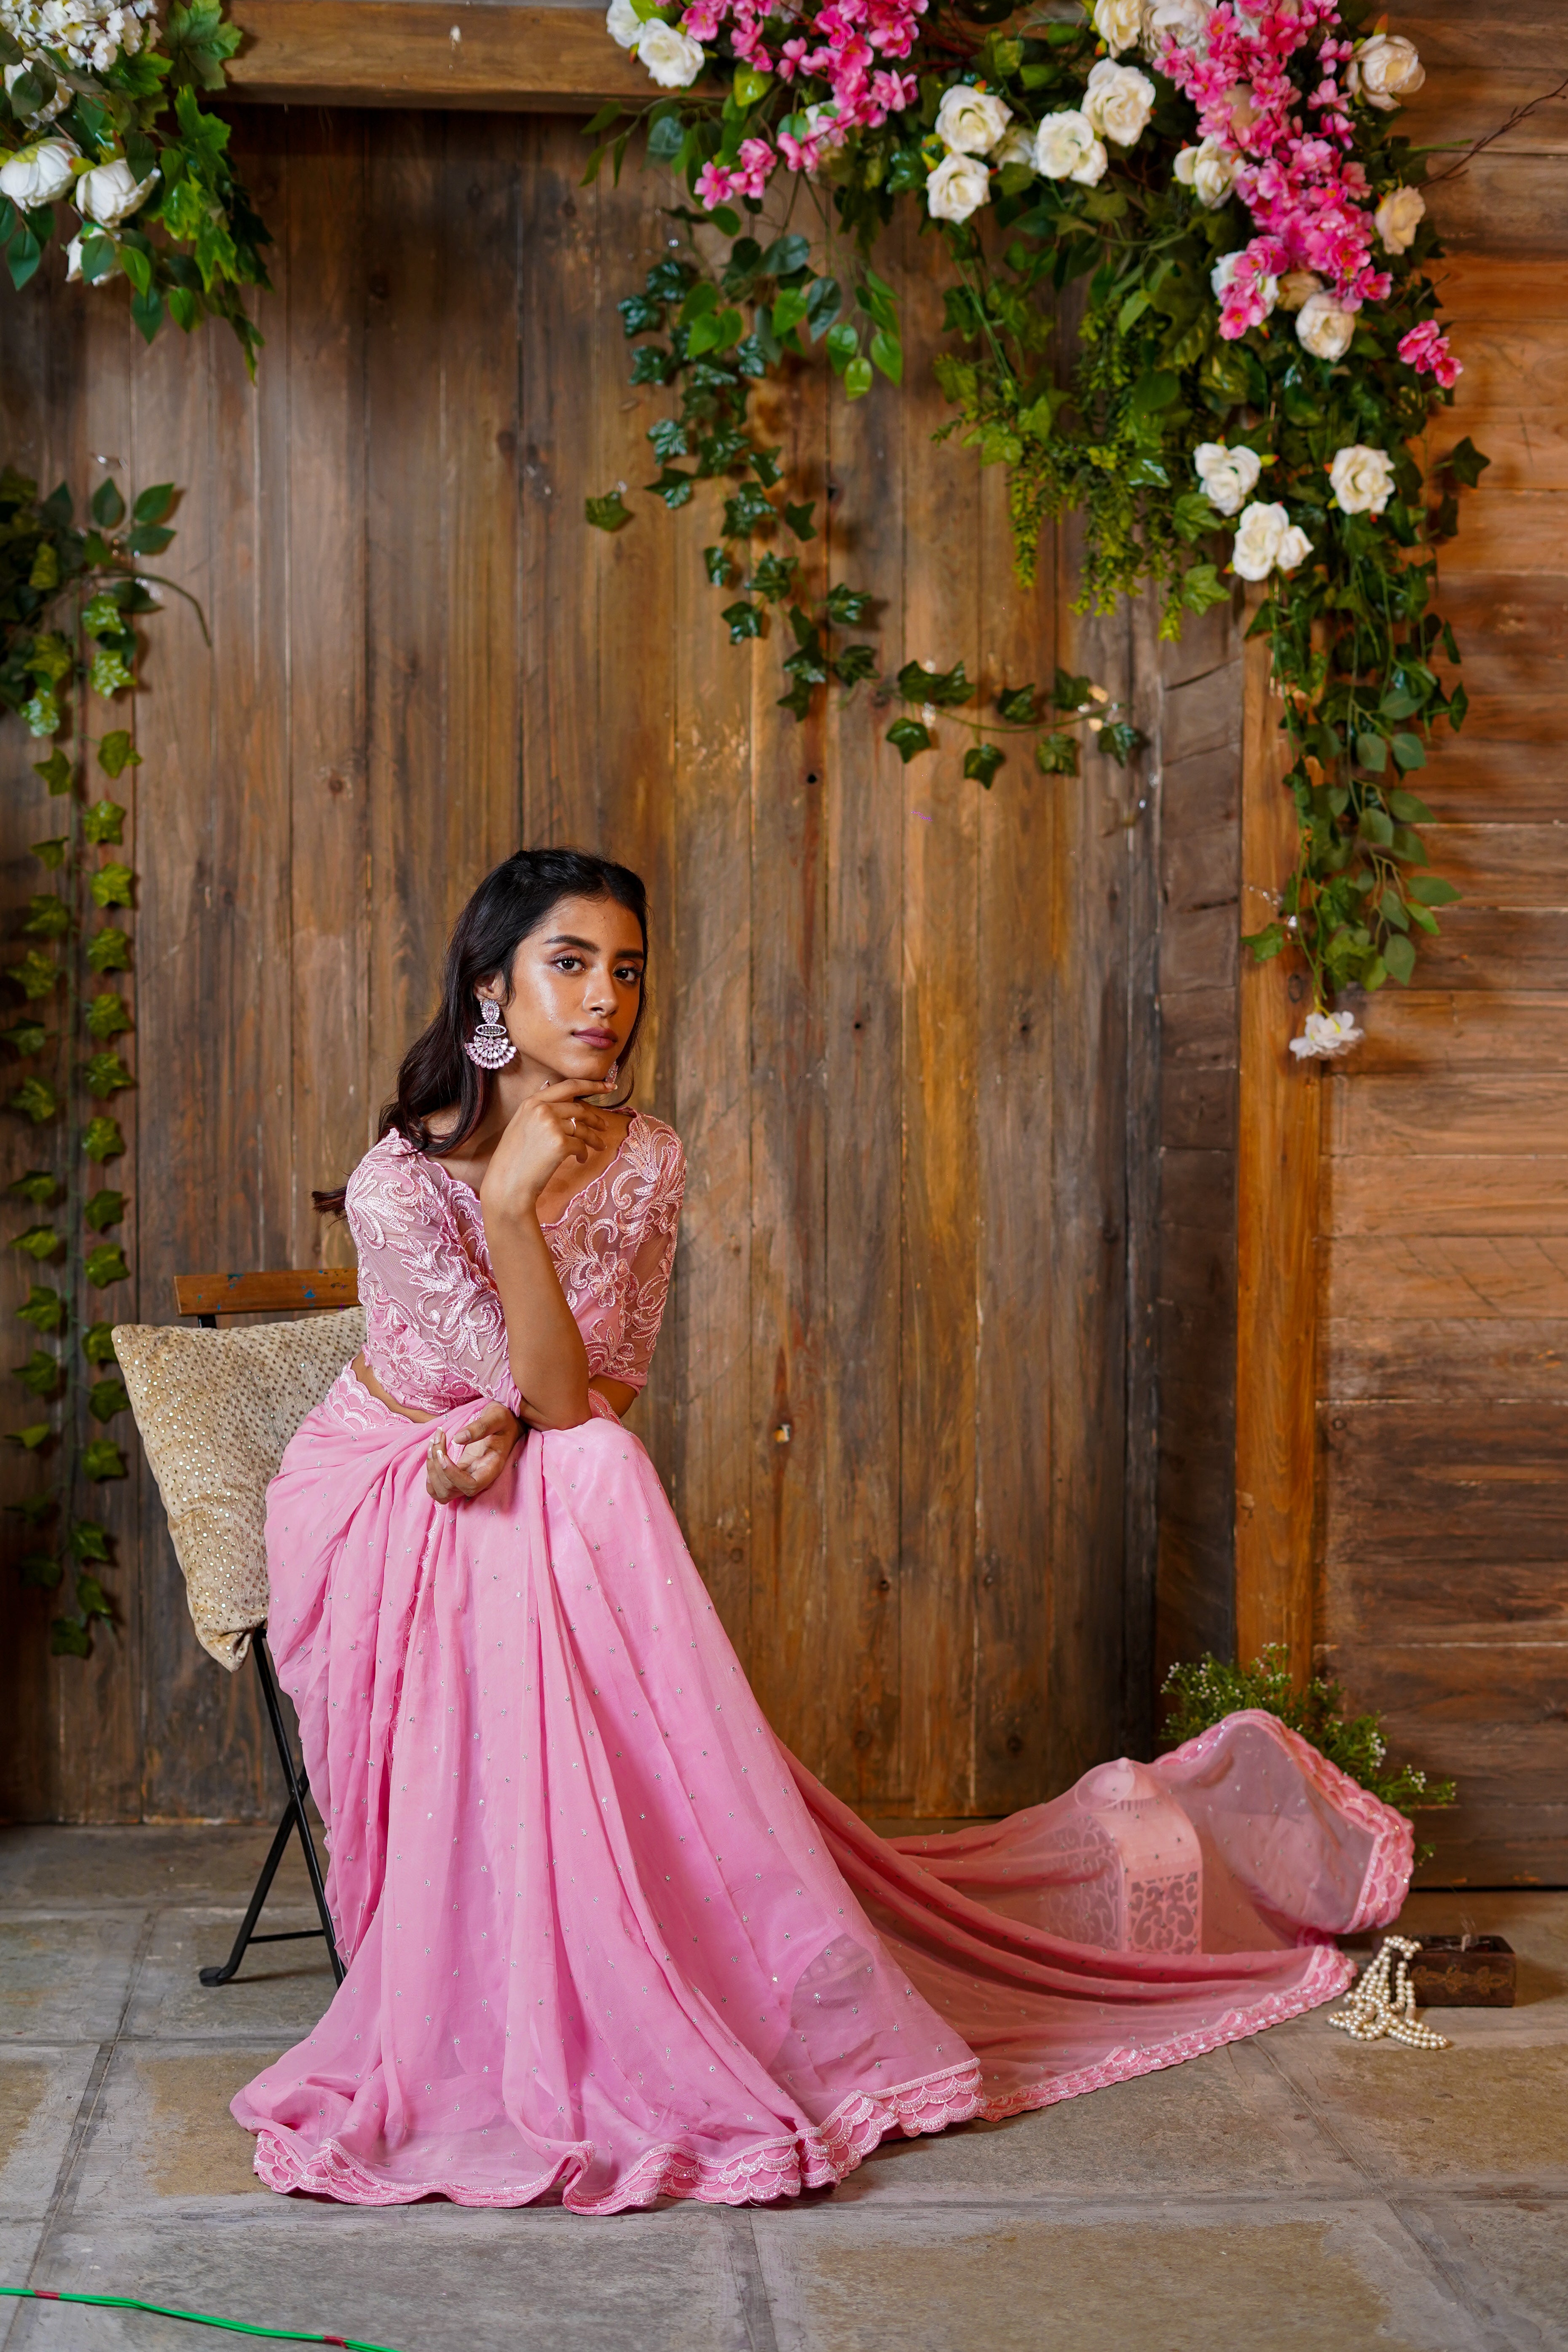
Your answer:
[426,1402,520,1503]
[479,1077,608,1216]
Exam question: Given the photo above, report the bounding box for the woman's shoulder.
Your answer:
[626,1109,685,1181]
[344,1128,446,1220]
[620,1110,685,1231]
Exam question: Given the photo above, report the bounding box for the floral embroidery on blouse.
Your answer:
[343,1113,685,1416]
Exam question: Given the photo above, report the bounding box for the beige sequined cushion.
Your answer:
[114,1308,366,1672]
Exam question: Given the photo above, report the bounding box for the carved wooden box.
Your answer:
[1407,1935,1516,2007]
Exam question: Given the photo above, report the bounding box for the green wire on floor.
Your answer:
[0,2285,400,2351]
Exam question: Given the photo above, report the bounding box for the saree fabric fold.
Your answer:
[234,1371,1410,2213]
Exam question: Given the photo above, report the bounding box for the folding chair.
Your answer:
[121,1270,362,1992]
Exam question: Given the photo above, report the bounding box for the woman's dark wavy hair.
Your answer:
[313,847,649,1217]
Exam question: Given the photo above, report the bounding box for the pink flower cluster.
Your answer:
[1157,1,1448,368]
[1396,318,1460,389]
[1220,245,1283,336]
[680,0,925,205]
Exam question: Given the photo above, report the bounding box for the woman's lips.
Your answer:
[574,1030,617,1049]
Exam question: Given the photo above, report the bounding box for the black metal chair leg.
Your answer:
[200,1630,346,1989]
[199,1789,305,1986]
[252,1629,345,1985]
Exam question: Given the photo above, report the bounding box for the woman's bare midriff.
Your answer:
[353,1352,439,1424]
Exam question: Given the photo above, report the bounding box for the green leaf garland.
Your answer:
[0,465,170,1658]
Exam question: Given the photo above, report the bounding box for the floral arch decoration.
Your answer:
[586,0,1492,1049]
[1,0,1498,1052]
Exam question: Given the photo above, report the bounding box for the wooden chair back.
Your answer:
[174,1268,360,1324]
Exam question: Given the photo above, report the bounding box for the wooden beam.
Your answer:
[1234,621,1320,1674]
[173,1268,361,1317]
[225,0,648,110]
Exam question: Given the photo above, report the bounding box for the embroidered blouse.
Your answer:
[343,1113,686,1417]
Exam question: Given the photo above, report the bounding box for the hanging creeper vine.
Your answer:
[0,465,172,1656]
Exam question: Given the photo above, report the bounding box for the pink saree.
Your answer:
[233,1117,1410,2213]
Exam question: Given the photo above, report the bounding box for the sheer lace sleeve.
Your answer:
[345,1140,523,1415]
[546,1118,686,1395]
[614,1129,686,1391]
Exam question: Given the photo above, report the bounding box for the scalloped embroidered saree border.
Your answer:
[251,1945,1349,2215]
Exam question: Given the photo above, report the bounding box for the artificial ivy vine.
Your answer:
[0,466,171,1655]
[587,228,1142,783]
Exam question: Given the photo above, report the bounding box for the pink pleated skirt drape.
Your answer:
[232,1370,1410,2212]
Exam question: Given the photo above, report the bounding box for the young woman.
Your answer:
[233,847,1412,2213]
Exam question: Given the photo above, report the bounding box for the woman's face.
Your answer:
[480,893,646,1083]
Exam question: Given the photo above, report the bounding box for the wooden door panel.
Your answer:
[0,107,1145,1821]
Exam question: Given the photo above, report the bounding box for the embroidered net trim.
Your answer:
[343,1116,685,1415]
[974,1942,1352,2122]
[319,1361,388,1436]
[249,1946,1350,2213]
[251,2061,985,2214]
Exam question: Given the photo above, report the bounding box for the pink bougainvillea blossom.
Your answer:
[1216,237,1284,339]
[679,0,927,204]
[695,138,779,205]
[868,67,919,119]
[1397,318,1461,387]
[671,0,1458,417]
[1157,1,1403,323]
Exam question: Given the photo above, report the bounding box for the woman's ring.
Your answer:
[570,1116,576,1132]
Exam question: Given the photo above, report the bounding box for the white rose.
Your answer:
[1295,289,1356,359]
[1275,523,1312,573]
[994,124,1036,171]
[926,149,991,224]
[1091,0,1143,54]
[1034,109,1107,186]
[1144,0,1212,49]
[934,84,1011,157]
[1289,1009,1363,1060]
[1083,58,1155,147]
[1348,33,1424,111]
[4,62,67,125]
[1374,185,1426,255]
[1173,134,1233,209]
[605,0,641,47]
[1231,500,1289,581]
[635,19,705,86]
[1275,268,1322,313]
[0,136,77,209]
[1329,443,1396,516]
[76,156,158,228]
[1194,441,1261,517]
[64,231,83,281]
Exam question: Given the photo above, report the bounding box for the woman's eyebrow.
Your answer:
[544,933,645,958]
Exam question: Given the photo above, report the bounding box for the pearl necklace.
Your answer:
[1327,1934,1451,2050]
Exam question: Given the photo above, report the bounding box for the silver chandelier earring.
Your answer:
[464,999,517,1071]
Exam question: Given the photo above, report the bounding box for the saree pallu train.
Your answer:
[232,1368,1410,2213]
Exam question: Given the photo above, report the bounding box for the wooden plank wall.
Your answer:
[1317,9,1568,1883]
[0,108,1158,1823]
[1152,595,1246,1689]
